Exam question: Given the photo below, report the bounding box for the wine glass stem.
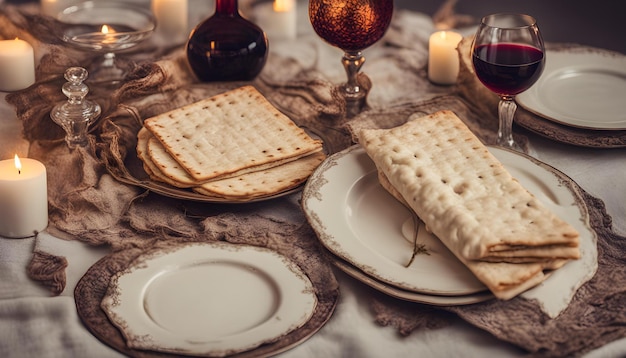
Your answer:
[341,51,366,117]
[90,52,126,85]
[497,96,518,149]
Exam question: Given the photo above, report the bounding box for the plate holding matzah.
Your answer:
[302,144,596,306]
[133,86,325,202]
[356,110,580,299]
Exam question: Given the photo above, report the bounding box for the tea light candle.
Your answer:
[428,30,463,85]
[99,25,117,45]
[0,39,36,92]
[255,0,297,41]
[0,155,48,238]
[151,0,188,43]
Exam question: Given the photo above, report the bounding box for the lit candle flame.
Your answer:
[14,154,21,174]
[101,25,114,34]
[273,0,293,12]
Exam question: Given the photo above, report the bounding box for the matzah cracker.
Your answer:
[136,127,157,178]
[377,167,567,299]
[142,130,197,188]
[358,110,580,299]
[143,86,323,182]
[194,151,326,200]
[142,128,318,189]
[358,110,579,261]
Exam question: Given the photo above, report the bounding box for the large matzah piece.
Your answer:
[376,168,567,299]
[143,86,323,182]
[358,110,579,262]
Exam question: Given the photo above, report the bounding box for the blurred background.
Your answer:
[2,0,623,54]
[395,0,624,54]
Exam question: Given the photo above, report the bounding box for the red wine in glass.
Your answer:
[471,14,545,151]
[472,43,544,96]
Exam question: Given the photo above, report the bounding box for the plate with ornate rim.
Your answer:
[517,50,626,130]
[302,145,596,301]
[101,242,318,357]
[330,254,495,306]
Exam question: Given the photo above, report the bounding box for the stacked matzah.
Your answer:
[357,110,580,300]
[136,86,325,200]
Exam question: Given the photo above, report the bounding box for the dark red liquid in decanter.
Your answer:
[186,0,268,82]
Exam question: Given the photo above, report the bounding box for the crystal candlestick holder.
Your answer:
[57,1,156,85]
[51,67,101,149]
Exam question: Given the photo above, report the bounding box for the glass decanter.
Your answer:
[186,0,269,82]
[50,67,101,149]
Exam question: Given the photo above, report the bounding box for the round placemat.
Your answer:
[75,240,339,358]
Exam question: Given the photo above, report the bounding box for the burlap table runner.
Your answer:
[3,3,625,357]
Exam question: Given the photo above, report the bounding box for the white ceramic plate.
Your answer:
[101,242,318,356]
[517,50,626,130]
[331,255,495,306]
[303,145,596,302]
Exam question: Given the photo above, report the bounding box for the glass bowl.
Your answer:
[57,1,156,52]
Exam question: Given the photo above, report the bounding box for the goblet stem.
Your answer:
[497,96,520,150]
[341,51,366,117]
[89,52,126,85]
[102,52,116,68]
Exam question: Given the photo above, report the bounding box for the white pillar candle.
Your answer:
[151,0,189,43]
[0,39,36,92]
[255,0,297,41]
[428,30,463,85]
[0,155,48,238]
[41,0,74,18]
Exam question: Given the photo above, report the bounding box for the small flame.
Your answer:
[14,154,22,174]
[101,25,111,34]
[273,0,293,12]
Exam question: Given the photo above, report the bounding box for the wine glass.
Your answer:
[309,0,393,117]
[56,1,156,86]
[471,13,545,150]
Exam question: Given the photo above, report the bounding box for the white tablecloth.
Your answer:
[1,1,625,357]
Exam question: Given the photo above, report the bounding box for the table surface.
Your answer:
[1,1,625,357]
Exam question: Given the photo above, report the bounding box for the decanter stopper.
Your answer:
[50,67,101,149]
